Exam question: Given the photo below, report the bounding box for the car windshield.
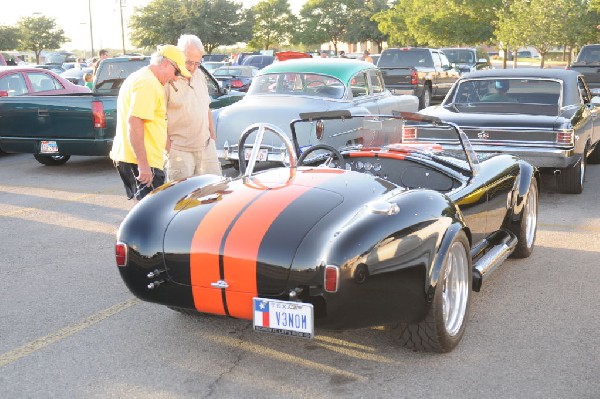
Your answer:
[576,47,600,64]
[442,49,475,64]
[449,78,562,114]
[289,113,479,174]
[377,49,434,68]
[247,73,345,99]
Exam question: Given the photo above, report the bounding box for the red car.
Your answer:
[0,66,90,97]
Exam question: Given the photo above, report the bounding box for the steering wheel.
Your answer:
[297,144,346,169]
[237,123,296,177]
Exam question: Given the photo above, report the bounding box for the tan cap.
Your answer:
[157,44,191,78]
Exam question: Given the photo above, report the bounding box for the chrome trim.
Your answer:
[211,280,229,289]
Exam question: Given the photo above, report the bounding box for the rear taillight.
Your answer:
[231,79,243,88]
[324,265,339,293]
[410,70,418,85]
[556,129,574,145]
[92,100,106,128]
[402,126,418,142]
[116,242,128,267]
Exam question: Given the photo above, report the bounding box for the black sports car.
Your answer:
[115,112,539,352]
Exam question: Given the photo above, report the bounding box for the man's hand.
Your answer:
[136,163,153,186]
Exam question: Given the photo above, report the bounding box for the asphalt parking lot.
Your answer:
[1,153,599,398]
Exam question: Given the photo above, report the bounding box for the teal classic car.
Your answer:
[213,58,419,167]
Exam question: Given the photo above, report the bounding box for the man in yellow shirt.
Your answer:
[110,44,191,201]
[165,34,221,181]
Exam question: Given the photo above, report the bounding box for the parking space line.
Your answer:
[0,298,139,368]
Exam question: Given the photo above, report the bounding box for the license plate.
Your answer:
[244,148,268,161]
[40,140,58,154]
[253,297,314,339]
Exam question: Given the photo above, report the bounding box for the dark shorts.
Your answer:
[115,161,165,201]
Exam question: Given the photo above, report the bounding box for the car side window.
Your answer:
[350,72,369,97]
[577,77,591,104]
[368,70,384,94]
[431,52,442,69]
[0,73,28,95]
[438,52,451,69]
[28,72,62,92]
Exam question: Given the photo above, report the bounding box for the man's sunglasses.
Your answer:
[165,58,183,77]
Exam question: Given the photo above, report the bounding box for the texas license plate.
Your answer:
[244,148,268,161]
[253,297,314,339]
[40,140,58,154]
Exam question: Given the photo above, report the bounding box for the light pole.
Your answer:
[88,0,95,58]
[119,0,126,55]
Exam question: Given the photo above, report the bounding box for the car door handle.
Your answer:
[38,109,49,117]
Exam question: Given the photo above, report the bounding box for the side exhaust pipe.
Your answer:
[553,169,561,175]
[472,231,517,292]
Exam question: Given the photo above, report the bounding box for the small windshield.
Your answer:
[290,114,478,174]
[94,59,149,94]
[247,73,345,99]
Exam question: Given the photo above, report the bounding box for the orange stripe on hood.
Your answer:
[190,168,344,318]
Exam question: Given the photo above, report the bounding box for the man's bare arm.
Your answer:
[127,115,152,185]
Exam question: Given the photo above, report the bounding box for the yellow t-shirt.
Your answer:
[109,67,167,169]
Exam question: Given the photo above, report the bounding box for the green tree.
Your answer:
[562,0,600,63]
[0,25,20,51]
[374,0,500,47]
[248,0,296,50]
[344,0,389,52]
[129,0,252,54]
[297,0,356,54]
[16,16,68,64]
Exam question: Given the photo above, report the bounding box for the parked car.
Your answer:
[60,67,94,86]
[212,65,259,92]
[115,111,538,353]
[213,58,419,167]
[419,69,600,194]
[202,54,229,63]
[440,47,492,75]
[33,64,66,74]
[0,66,90,97]
[233,52,261,65]
[241,55,275,69]
[202,61,228,74]
[377,47,461,109]
[275,51,312,61]
[567,44,600,90]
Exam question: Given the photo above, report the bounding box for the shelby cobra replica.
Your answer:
[115,112,539,352]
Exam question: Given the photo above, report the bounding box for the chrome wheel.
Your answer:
[525,182,538,249]
[442,240,470,337]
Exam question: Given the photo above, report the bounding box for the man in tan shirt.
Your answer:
[165,34,221,181]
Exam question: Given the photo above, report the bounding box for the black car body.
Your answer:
[212,65,259,92]
[420,69,600,194]
[115,111,538,353]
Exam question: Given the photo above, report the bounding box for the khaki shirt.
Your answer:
[165,69,211,152]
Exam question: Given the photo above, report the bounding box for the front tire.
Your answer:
[397,231,471,352]
[556,155,585,194]
[510,179,538,258]
[34,154,70,166]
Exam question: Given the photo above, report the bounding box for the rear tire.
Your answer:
[419,86,431,109]
[588,143,600,164]
[34,154,70,166]
[510,179,538,258]
[397,231,471,352]
[556,155,585,194]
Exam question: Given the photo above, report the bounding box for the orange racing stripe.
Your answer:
[223,170,343,319]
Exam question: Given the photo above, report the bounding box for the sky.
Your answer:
[0,0,307,56]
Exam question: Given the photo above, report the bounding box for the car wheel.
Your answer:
[397,231,471,352]
[419,86,431,109]
[33,154,71,166]
[587,143,600,164]
[510,178,538,258]
[556,155,585,194]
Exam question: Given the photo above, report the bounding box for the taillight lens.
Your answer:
[115,242,128,267]
[402,126,418,142]
[556,129,574,145]
[231,79,243,88]
[92,100,106,128]
[410,70,418,85]
[324,265,339,293]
